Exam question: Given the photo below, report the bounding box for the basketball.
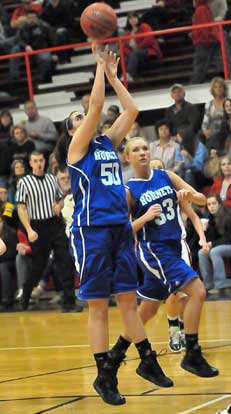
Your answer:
[80,2,117,40]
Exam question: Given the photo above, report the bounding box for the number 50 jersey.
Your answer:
[127,169,182,242]
[67,135,128,227]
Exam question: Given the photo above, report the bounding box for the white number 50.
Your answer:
[101,162,121,185]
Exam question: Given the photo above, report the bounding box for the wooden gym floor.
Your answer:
[0,300,230,414]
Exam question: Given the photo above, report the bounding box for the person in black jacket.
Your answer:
[198,193,231,299]
[211,98,231,155]
[9,10,55,83]
[165,84,201,137]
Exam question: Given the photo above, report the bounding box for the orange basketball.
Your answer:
[80,2,117,40]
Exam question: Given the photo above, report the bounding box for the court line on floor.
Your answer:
[0,338,230,351]
[178,395,230,414]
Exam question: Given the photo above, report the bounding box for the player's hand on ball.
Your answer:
[92,41,109,66]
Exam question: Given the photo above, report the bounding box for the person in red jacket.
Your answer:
[122,12,162,81]
[191,0,231,84]
[210,153,231,207]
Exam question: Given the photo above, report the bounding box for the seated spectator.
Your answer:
[0,212,17,311]
[11,124,35,167]
[208,0,227,21]
[126,121,146,140]
[11,0,42,30]
[209,153,231,207]
[122,12,162,81]
[213,98,231,155]
[48,151,58,175]
[141,0,192,31]
[165,84,201,136]
[0,109,13,141]
[0,139,13,184]
[42,0,75,63]
[0,182,17,228]
[174,127,208,187]
[198,193,231,299]
[8,159,27,207]
[106,105,120,122]
[23,100,57,158]
[0,7,16,55]
[150,119,179,169]
[10,10,55,83]
[117,139,133,184]
[200,77,228,152]
[191,0,231,84]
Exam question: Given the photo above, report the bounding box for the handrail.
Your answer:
[1,19,231,101]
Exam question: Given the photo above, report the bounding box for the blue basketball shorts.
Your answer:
[69,222,138,299]
[136,240,198,301]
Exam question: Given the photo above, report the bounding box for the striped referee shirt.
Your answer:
[16,174,63,220]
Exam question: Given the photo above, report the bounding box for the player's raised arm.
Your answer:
[67,43,107,164]
[105,52,139,148]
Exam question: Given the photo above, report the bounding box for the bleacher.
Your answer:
[0,0,216,111]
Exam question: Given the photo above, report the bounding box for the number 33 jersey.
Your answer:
[127,169,182,242]
[67,135,128,227]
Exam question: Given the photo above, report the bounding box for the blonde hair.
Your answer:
[210,77,228,97]
[124,136,149,155]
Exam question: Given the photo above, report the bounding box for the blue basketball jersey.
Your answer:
[67,135,128,227]
[127,169,182,242]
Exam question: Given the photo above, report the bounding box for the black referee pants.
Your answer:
[21,216,76,309]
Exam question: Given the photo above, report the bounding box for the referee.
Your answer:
[16,150,81,312]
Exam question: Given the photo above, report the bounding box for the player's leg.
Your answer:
[180,277,219,377]
[115,291,173,387]
[166,294,182,352]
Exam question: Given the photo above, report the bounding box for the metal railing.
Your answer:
[1,19,231,101]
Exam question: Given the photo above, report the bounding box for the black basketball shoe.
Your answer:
[181,345,219,377]
[93,359,125,405]
[136,350,174,387]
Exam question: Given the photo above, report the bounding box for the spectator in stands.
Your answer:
[200,77,228,153]
[117,139,133,184]
[126,121,147,140]
[209,153,231,207]
[213,98,231,155]
[0,137,13,183]
[11,0,42,30]
[141,0,192,31]
[0,211,17,311]
[165,84,201,136]
[11,124,35,167]
[106,104,120,122]
[48,151,58,175]
[23,100,57,158]
[42,0,75,63]
[10,10,55,83]
[16,150,80,312]
[174,127,208,187]
[0,6,16,54]
[198,193,231,299]
[150,119,179,169]
[122,12,162,81]
[208,0,227,21]
[0,109,13,141]
[8,159,27,207]
[191,0,231,84]
[0,182,17,228]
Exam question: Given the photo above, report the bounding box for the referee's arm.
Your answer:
[17,203,38,243]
